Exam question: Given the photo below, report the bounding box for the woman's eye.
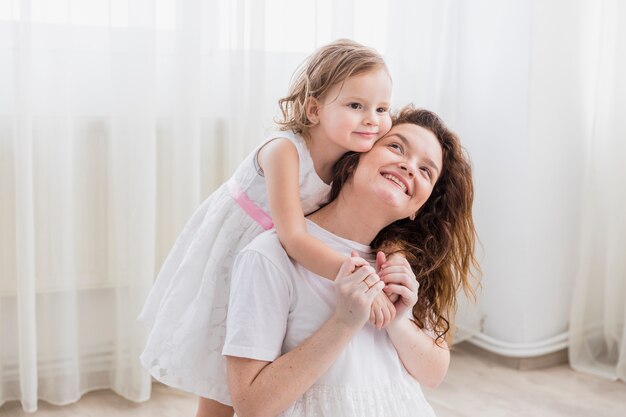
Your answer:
[349,103,363,110]
[388,143,403,153]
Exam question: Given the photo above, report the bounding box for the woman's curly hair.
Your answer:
[329,106,481,345]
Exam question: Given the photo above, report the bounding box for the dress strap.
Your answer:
[227,179,274,230]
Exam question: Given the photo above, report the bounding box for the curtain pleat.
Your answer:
[568,0,626,383]
[13,1,38,411]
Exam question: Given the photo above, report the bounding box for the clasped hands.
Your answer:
[333,250,419,330]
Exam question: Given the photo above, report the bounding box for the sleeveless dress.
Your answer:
[138,131,331,405]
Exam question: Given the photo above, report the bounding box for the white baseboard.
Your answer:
[465,331,569,358]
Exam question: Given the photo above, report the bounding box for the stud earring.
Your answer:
[409,212,416,221]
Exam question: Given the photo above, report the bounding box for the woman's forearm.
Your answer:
[386,318,450,388]
[227,315,359,417]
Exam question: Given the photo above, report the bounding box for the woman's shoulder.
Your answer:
[237,229,295,274]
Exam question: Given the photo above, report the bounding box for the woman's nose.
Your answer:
[399,162,415,177]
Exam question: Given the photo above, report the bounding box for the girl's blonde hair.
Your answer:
[277,39,389,135]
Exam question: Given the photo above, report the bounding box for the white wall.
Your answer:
[447,0,594,356]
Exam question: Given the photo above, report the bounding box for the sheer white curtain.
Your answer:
[6,0,625,412]
[2,0,161,412]
[568,0,626,382]
[1,0,472,412]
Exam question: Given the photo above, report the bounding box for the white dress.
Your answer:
[138,131,331,405]
[223,220,437,417]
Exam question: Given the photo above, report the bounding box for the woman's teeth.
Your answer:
[382,174,407,194]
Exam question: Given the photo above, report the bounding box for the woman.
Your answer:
[222,106,478,417]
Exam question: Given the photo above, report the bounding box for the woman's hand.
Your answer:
[378,252,419,325]
[333,252,385,329]
[378,252,449,387]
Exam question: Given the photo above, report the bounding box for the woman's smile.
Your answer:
[381,172,410,195]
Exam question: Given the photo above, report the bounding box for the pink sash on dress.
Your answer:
[227,179,274,230]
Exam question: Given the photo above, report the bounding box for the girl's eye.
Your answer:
[376,107,388,113]
[420,167,432,180]
[349,103,363,110]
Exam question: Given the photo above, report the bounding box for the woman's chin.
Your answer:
[376,189,412,212]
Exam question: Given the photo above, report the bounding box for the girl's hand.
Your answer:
[333,252,385,329]
[368,251,396,329]
[379,252,419,325]
[369,292,396,330]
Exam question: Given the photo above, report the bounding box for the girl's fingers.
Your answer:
[373,305,383,328]
[387,304,396,324]
[381,304,392,328]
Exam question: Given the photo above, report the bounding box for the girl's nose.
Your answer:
[364,110,379,125]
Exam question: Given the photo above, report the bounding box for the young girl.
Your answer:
[138,39,393,417]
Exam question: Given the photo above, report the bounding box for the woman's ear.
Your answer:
[305,97,320,125]
[409,206,423,221]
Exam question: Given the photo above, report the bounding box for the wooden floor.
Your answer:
[422,343,626,417]
[1,343,624,416]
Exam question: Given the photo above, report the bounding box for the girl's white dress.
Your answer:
[138,131,331,405]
